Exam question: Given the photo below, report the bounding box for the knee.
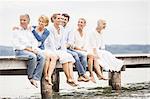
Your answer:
[82,55,87,60]
[88,54,94,60]
[29,53,37,61]
[73,53,79,60]
[50,55,58,62]
[37,53,45,61]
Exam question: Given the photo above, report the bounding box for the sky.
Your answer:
[0,0,149,46]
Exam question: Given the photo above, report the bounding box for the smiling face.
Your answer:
[77,18,86,30]
[38,16,49,28]
[20,15,30,29]
[61,13,70,27]
[53,14,62,26]
[61,16,69,27]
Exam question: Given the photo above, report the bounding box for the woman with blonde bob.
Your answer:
[32,15,58,85]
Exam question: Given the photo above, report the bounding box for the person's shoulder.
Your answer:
[44,28,50,36]
[47,25,54,32]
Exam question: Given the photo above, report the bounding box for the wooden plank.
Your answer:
[115,53,150,58]
[119,57,150,65]
[0,56,29,60]
[0,69,27,75]
[0,56,15,59]
[0,59,27,70]
[0,54,150,71]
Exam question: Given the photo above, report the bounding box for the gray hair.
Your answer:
[20,14,30,23]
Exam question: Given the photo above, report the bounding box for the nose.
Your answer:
[20,20,24,24]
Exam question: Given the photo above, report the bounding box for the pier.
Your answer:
[0,46,150,98]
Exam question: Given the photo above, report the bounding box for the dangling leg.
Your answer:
[47,54,57,85]
[93,58,107,80]
[44,53,50,82]
[87,54,96,83]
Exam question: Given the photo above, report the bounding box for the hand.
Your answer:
[32,49,38,55]
[12,26,19,30]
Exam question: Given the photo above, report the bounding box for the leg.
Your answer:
[32,52,45,81]
[68,62,74,80]
[58,51,77,86]
[67,50,86,76]
[47,54,57,85]
[78,52,89,81]
[44,53,50,81]
[62,62,71,81]
[77,51,87,71]
[93,58,107,80]
[87,54,96,83]
[15,50,39,87]
[15,50,37,79]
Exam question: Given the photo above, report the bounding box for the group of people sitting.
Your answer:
[12,13,123,88]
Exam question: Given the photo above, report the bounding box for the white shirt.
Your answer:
[88,30,105,53]
[47,25,66,51]
[74,30,88,50]
[63,26,75,46]
[13,26,39,50]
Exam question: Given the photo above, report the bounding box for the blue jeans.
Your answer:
[15,50,45,81]
[67,49,87,76]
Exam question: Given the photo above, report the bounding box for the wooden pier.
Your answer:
[0,53,150,98]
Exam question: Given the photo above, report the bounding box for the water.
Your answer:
[0,68,150,99]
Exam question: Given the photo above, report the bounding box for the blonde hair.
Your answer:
[38,15,49,26]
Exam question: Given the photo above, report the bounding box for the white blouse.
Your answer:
[74,30,88,50]
[47,25,66,51]
[63,26,75,46]
[88,30,105,51]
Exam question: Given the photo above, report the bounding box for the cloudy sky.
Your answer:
[0,0,149,46]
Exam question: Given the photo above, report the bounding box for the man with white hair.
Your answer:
[13,14,45,88]
[88,19,123,81]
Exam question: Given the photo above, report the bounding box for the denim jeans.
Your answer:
[15,50,45,81]
[67,49,87,76]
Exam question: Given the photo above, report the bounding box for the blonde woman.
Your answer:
[32,15,57,85]
[45,13,78,87]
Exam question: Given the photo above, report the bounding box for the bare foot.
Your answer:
[30,79,38,88]
[45,76,53,85]
[45,76,49,81]
[98,76,108,80]
[67,80,78,87]
[83,74,90,81]
[90,76,96,83]
[48,77,53,85]
[78,76,89,82]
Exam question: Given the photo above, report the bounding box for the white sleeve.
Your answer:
[67,29,75,46]
[12,30,26,50]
